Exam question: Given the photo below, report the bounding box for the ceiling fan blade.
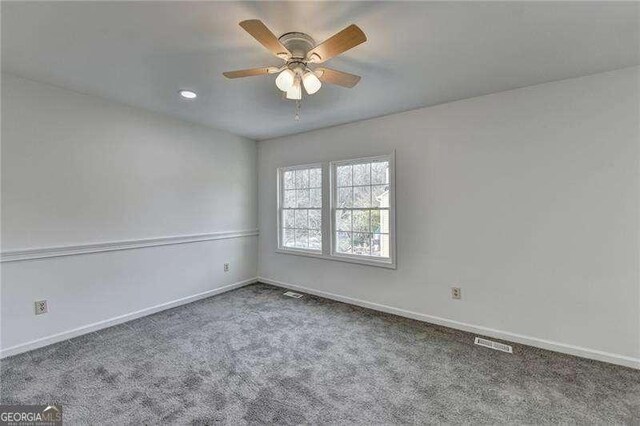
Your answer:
[306,25,367,63]
[239,20,291,59]
[223,67,279,79]
[315,67,361,88]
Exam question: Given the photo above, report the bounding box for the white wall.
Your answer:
[258,67,640,368]
[1,74,258,355]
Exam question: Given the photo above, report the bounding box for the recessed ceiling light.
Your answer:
[179,90,197,99]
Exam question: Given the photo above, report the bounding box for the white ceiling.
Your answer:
[2,1,638,140]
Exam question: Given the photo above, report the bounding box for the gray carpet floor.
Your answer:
[1,283,638,424]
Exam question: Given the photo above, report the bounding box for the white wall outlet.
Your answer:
[35,300,48,315]
[223,263,230,272]
[451,287,462,300]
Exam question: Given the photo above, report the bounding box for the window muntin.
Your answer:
[279,166,322,251]
[277,154,395,269]
[332,158,391,260]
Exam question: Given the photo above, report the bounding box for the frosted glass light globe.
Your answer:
[286,79,302,100]
[275,69,295,92]
[302,71,322,95]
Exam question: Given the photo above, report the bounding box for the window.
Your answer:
[278,165,322,252]
[331,156,393,265]
[276,153,395,268]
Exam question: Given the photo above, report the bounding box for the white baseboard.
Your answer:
[258,276,640,370]
[0,277,258,359]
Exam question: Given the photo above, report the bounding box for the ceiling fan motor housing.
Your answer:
[279,32,316,60]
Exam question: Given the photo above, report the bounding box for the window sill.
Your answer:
[275,248,396,269]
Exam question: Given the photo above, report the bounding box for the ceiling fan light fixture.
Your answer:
[275,69,295,92]
[302,71,322,95]
[285,78,302,100]
[223,20,365,110]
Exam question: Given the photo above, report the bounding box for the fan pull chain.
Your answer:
[294,100,301,121]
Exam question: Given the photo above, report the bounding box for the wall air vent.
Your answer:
[283,291,304,299]
[474,337,513,354]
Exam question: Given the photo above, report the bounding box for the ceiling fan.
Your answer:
[223,20,367,102]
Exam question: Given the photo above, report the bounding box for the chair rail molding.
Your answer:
[1,229,259,262]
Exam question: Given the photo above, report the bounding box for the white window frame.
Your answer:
[275,152,396,269]
[276,163,324,255]
[329,153,396,269]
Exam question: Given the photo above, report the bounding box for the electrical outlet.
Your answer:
[451,287,461,300]
[223,263,230,272]
[35,300,48,315]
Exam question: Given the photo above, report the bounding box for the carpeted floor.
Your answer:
[1,283,638,424]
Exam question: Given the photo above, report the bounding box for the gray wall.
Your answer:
[1,74,258,355]
[257,67,640,368]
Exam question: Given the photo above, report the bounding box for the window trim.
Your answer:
[276,162,324,254]
[329,153,396,269]
[275,152,396,270]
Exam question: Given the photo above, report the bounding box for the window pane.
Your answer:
[379,234,390,257]
[372,185,389,208]
[337,187,353,208]
[353,186,371,208]
[371,233,381,256]
[295,229,309,248]
[371,234,382,256]
[309,230,322,250]
[282,159,391,260]
[309,168,322,188]
[308,209,321,230]
[284,190,296,208]
[295,209,308,229]
[284,170,295,189]
[370,209,381,233]
[336,210,351,232]
[296,189,310,208]
[310,188,322,208]
[380,209,390,234]
[283,209,295,228]
[353,232,371,255]
[371,161,389,184]
[337,165,352,187]
[283,228,295,248]
[353,163,371,186]
[295,169,309,188]
[280,165,323,253]
[336,231,352,253]
[352,210,370,232]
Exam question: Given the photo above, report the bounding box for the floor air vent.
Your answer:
[474,337,513,354]
[283,291,303,299]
